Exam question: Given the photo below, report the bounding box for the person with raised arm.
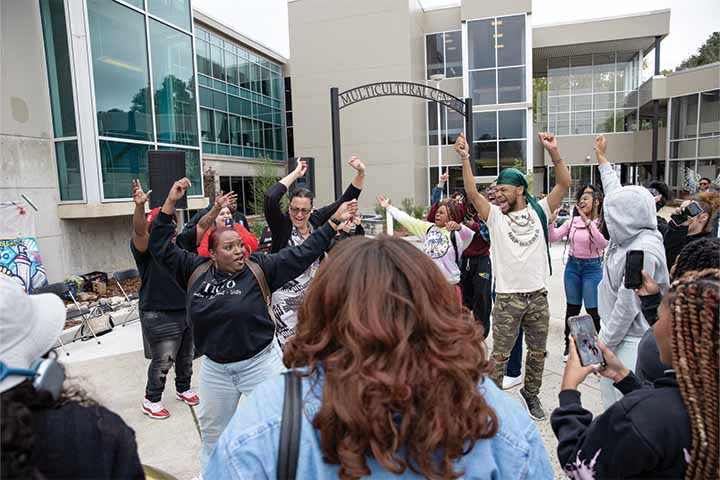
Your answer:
[263,156,365,344]
[148,178,357,470]
[455,131,572,421]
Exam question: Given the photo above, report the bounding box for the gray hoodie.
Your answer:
[597,163,670,349]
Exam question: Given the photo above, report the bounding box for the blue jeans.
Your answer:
[198,341,285,469]
[492,284,523,378]
[564,256,603,308]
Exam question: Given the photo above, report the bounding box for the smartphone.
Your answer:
[224,217,234,228]
[671,200,703,226]
[624,250,644,290]
[569,315,605,368]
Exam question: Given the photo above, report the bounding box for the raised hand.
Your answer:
[538,132,559,153]
[377,195,391,209]
[294,159,308,177]
[132,179,151,206]
[168,178,191,202]
[549,208,560,224]
[215,190,238,210]
[334,199,358,222]
[348,156,366,174]
[635,270,660,297]
[445,221,461,231]
[594,135,608,156]
[439,171,449,185]
[454,133,470,159]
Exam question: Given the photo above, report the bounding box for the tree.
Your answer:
[251,154,282,215]
[677,32,720,71]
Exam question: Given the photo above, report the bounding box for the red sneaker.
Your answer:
[142,398,170,419]
[176,389,200,406]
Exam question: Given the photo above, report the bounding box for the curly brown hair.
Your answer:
[284,236,498,480]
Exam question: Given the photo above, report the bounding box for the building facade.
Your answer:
[1,0,288,282]
[288,0,719,210]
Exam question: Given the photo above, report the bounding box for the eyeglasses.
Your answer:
[289,207,311,215]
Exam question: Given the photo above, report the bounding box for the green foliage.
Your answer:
[400,197,427,219]
[249,217,266,238]
[677,32,720,71]
[252,155,282,215]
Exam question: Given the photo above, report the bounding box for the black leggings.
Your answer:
[563,304,601,348]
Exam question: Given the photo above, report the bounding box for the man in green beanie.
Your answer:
[455,131,571,421]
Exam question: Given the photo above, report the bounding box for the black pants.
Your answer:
[460,255,492,338]
[140,310,194,402]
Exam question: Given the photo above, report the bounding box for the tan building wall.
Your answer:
[462,0,530,21]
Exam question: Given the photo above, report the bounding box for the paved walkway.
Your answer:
[61,242,602,479]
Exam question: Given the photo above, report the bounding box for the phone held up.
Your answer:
[624,250,644,290]
[670,200,703,226]
[569,314,606,369]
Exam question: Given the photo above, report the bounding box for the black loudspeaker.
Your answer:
[148,150,187,209]
[286,157,315,195]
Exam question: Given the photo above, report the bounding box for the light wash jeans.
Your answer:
[198,340,285,469]
[599,336,642,410]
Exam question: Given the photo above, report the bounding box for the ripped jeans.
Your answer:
[140,310,194,402]
[490,289,550,397]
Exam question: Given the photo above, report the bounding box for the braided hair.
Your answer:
[670,238,720,280]
[669,269,719,480]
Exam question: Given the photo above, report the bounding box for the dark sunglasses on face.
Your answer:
[289,207,311,215]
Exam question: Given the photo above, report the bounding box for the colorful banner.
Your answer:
[0,202,48,293]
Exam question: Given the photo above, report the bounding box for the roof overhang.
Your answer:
[532,9,670,76]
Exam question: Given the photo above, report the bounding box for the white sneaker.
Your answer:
[142,398,170,419]
[502,375,522,390]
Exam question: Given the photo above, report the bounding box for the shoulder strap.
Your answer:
[188,261,212,291]
[246,259,271,306]
[277,371,302,480]
[450,230,459,265]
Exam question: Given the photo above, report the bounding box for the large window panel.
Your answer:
[549,96,569,114]
[549,112,570,136]
[157,146,201,196]
[572,111,592,135]
[425,33,443,79]
[427,101,443,146]
[444,31,462,78]
[147,0,191,31]
[445,109,464,145]
[569,55,593,95]
[473,142,498,176]
[671,94,699,140]
[99,140,149,199]
[498,110,525,139]
[214,111,229,144]
[200,108,214,142]
[594,92,614,110]
[225,52,239,86]
[669,140,697,159]
[699,90,720,136]
[592,53,615,93]
[210,45,225,81]
[229,114,242,145]
[669,160,699,198]
[498,67,525,103]
[238,57,251,90]
[470,70,496,105]
[149,20,197,146]
[499,140,525,170]
[196,39,211,76]
[615,109,638,133]
[593,110,615,134]
[699,137,720,157]
[548,57,570,96]
[88,0,152,141]
[496,15,525,67]
[473,111,497,141]
[468,19,495,70]
[54,141,82,201]
[616,52,639,92]
[39,0,76,138]
[571,94,592,112]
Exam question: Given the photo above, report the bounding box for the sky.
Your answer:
[194,0,719,71]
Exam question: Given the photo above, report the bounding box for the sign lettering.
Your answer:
[338,82,466,115]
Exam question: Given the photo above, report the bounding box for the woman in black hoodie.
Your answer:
[148,178,356,469]
[551,268,719,479]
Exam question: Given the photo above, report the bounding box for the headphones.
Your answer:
[0,356,65,400]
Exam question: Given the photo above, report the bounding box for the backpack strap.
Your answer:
[188,261,212,291]
[277,371,302,480]
[246,259,271,307]
[450,230,459,266]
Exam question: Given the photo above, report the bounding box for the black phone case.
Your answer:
[624,251,644,289]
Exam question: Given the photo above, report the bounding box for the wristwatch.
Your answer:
[329,216,342,228]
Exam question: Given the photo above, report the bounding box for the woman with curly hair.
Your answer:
[551,268,719,479]
[206,236,553,479]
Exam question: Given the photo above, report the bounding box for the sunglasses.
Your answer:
[289,207,312,215]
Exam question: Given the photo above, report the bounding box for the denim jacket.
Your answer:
[205,371,553,479]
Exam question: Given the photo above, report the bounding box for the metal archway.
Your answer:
[329,82,474,198]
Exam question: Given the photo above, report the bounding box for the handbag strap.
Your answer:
[277,371,302,480]
[188,260,212,291]
[246,259,271,306]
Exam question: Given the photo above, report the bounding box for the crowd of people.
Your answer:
[1,129,719,479]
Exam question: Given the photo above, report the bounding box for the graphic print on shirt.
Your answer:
[424,226,450,259]
[505,207,540,247]
[271,226,320,345]
[193,275,242,300]
[564,449,601,480]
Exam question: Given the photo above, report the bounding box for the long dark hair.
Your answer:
[1,380,96,479]
[284,236,497,480]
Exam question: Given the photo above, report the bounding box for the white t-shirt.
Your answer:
[486,198,551,294]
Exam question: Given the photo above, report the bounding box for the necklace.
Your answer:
[507,206,533,227]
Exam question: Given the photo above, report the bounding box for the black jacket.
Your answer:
[149,210,335,363]
[264,182,361,253]
[551,371,691,479]
[636,292,668,383]
[664,222,711,269]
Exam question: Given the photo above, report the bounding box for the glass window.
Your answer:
[473,111,496,141]
[284,77,292,111]
[548,57,570,96]
[157,146,201,196]
[699,90,720,136]
[615,109,638,132]
[571,111,592,135]
[225,52,239,85]
[699,137,720,157]
[593,53,615,93]
[428,101,440,145]
[671,94,699,140]
[425,33,443,79]
[571,94,592,112]
[669,140,697,159]
[88,0,152,141]
[229,115,242,145]
[549,96,569,113]
[242,177,256,215]
[594,110,615,133]
[697,159,720,184]
[549,112,570,136]
[444,31,462,78]
[99,140,149,199]
[147,0,191,31]
[149,20,197,146]
[616,52,639,92]
[210,45,225,81]
[594,92,614,110]
[200,108,214,142]
[214,111,229,144]
[499,140,525,170]
[241,117,252,145]
[261,68,272,96]
[473,142,498,176]
[468,19,495,69]
[445,109,463,145]
[498,67,525,103]
[470,70,496,105]
[669,160,699,199]
[616,90,638,109]
[238,56,251,90]
[497,15,525,67]
[498,110,525,139]
[196,39,211,76]
[54,141,83,201]
[570,55,592,95]
[212,90,227,111]
[39,0,76,138]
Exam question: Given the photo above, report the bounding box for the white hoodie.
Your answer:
[597,163,670,349]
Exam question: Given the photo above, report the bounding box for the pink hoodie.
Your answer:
[549,216,608,259]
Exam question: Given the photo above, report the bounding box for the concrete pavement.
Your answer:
[60,242,603,479]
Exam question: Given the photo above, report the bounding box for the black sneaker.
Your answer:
[563,343,569,363]
[518,388,546,421]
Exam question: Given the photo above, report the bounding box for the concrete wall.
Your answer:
[288,0,430,211]
[462,0,530,20]
[424,6,460,33]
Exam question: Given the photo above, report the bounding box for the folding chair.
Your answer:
[34,282,101,355]
[111,269,140,327]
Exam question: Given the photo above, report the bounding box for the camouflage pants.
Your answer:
[490,289,549,396]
